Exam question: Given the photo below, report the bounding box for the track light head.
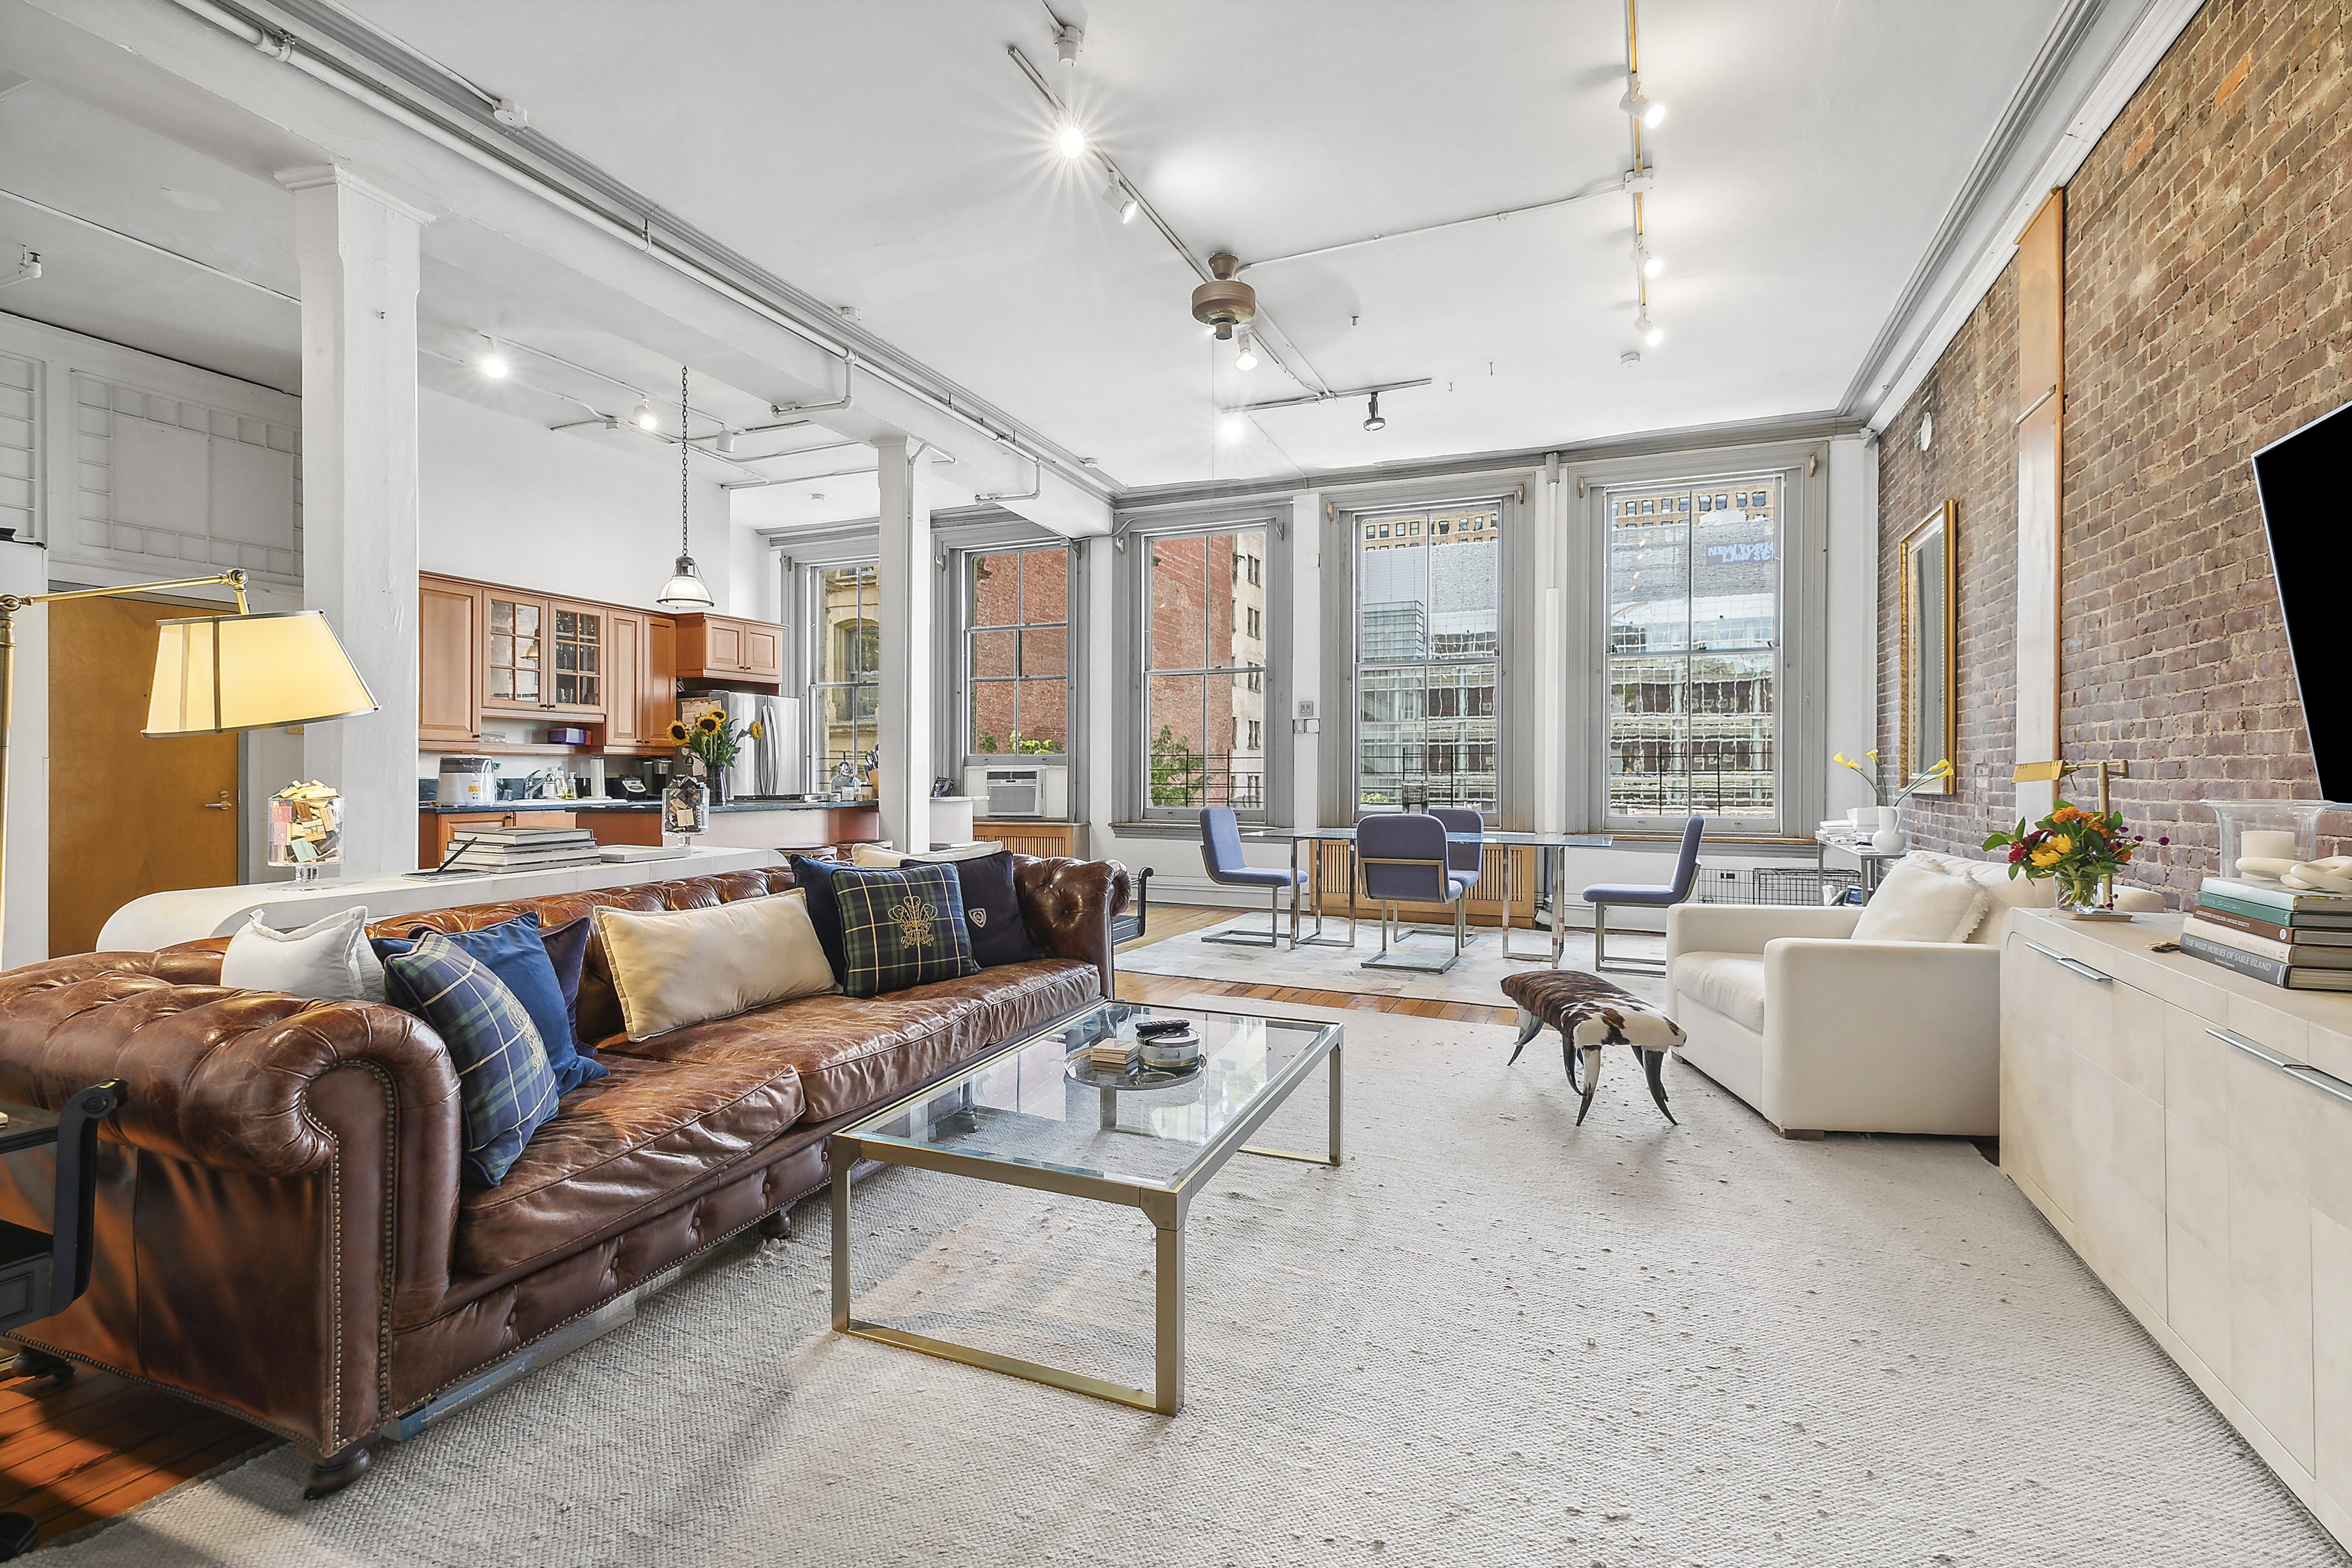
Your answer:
[1233,332,1258,373]
[1363,392,1386,433]
[1054,22,1083,66]
[1219,410,1247,443]
[1637,312,1664,348]
[1620,75,1665,129]
[633,400,658,431]
[1057,121,1085,159]
[480,352,509,379]
[1636,241,1663,279]
[1103,175,1140,223]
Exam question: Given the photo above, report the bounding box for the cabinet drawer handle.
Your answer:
[2205,1026,2302,1070]
[2285,1064,2352,1108]
[2023,941,2112,983]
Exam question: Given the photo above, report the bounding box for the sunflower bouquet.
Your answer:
[1981,800,2145,910]
[666,707,760,774]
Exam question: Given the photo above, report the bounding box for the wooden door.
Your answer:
[546,601,608,716]
[480,589,551,714]
[49,596,238,955]
[739,621,782,680]
[644,616,677,753]
[417,576,481,747]
[606,611,645,748]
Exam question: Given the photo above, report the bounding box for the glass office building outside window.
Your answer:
[1142,527,1268,815]
[1355,504,1500,814]
[966,547,1070,758]
[811,563,880,781]
[1604,477,1781,822]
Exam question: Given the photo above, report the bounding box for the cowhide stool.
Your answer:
[1499,968,1687,1126]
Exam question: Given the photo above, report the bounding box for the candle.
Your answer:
[2241,830,2298,862]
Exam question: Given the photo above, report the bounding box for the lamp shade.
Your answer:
[655,554,716,611]
[145,610,378,736]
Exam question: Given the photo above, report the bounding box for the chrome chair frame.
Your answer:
[1357,844,1471,975]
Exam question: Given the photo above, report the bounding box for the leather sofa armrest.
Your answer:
[0,951,464,1316]
[1012,856,1133,998]
[1666,903,1862,967]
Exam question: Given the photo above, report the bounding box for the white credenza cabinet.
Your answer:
[2002,910,2352,1548]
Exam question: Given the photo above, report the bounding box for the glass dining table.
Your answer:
[1238,823,1612,961]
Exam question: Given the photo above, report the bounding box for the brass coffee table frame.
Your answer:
[830,1005,1343,1416]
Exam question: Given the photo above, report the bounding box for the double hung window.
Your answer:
[1141,527,1268,814]
[1354,504,1500,814]
[810,564,881,781]
[965,548,1070,757]
[1603,477,1781,821]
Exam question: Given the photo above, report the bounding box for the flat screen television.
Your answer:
[2252,398,2352,802]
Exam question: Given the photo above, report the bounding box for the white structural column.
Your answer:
[873,438,934,851]
[278,166,430,878]
[1286,491,1321,828]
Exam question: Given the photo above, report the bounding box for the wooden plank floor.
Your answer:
[0,906,1499,1548]
[0,1356,268,1548]
[1117,903,1519,1026]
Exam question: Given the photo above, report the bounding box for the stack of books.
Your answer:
[446,827,604,873]
[1086,1035,1142,1072]
[2178,877,2352,992]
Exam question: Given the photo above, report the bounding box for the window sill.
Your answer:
[1107,820,1249,841]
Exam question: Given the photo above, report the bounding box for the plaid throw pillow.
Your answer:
[831,862,981,998]
[381,929,562,1187]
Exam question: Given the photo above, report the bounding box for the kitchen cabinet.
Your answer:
[417,576,481,747]
[478,588,549,716]
[676,613,783,686]
[606,611,646,749]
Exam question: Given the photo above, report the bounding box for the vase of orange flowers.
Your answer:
[1981,800,2147,917]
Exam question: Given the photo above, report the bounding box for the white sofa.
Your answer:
[1664,851,2056,1138]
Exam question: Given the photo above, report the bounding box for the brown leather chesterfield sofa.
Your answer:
[0,857,1128,1496]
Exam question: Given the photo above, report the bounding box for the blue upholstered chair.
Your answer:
[1582,815,1704,975]
[1357,812,1475,973]
[1198,807,1305,948]
[1427,807,1488,947]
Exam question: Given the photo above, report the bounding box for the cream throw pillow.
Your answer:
[594,890,835,1041]
[1850,859,1992,944]
[220,906,387,1002]
[849,840,1005,868]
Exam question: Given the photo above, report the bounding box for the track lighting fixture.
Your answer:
[1233,332,1258,373]
[1103,175,1139,223]
[1620,74,1665,129]
[1054,22,1083,66]
[1219,411,1248,443]
[480,351,510,379]
[1637,312,1663,348]
[1057,120,1085,159]
[633,399,658,431]
[1363,393,1386,433]
[1636,241,1662,279]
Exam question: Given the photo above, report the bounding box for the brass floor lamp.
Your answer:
[0,567,378,962]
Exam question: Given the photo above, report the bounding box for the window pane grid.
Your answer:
[1143,529,1267,814]
[968,548,1070,757]
[1604,479,1780,820]
[812,563,881,780]
[1355,505,1500,815]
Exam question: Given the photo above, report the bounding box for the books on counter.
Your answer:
[2178,877,2352,991]
[446,827,603,872]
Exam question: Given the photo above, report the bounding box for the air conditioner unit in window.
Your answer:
[984,766,1044,818]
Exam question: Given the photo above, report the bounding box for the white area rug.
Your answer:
[1120,913,1670,1008]
[48,1005,2345,1566]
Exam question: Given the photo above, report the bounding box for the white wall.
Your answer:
[1825,433,1881,820]
[418,389,731,610]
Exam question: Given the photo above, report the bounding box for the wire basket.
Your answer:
[1691,866,1752,904]
[1752,866,1862,906]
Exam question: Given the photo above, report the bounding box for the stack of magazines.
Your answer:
[2178,877,2352,992]
[445,827,603,873]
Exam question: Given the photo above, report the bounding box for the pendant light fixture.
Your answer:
[656,365,716,611]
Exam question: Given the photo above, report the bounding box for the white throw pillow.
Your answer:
[1849,860,1992,944]
[220,906,382,1000]
[594,889,836,1041]
[849,840,1006,869]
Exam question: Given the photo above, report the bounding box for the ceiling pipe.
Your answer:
[1234,172,1639,273]
[975,454,1043,505]
[1230,378,1434,415]
[163,0,1112,506]
[0,184,300,305]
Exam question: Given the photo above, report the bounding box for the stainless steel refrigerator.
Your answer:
[679,691,802,799]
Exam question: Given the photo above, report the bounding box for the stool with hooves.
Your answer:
[1500,968,1687,1126]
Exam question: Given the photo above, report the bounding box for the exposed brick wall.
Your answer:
[1879,0,2350,902]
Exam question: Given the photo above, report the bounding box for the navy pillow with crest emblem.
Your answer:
[907,850,1041,969]
[829,862,981,998]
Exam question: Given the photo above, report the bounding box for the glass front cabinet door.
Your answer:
[480,591,550,715]
[547,601,605,715]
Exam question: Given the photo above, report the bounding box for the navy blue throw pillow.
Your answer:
[374,914,608,1094]
[908,851,1039,968]
[537,915,595,1047]
[787,855,851,985]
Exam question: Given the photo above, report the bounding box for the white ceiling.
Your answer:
[2,0,2070,519]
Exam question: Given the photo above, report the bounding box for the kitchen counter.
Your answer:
[422,799,660,812]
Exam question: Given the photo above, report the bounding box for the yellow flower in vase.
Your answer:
[696,711,724,735]
[666,720,692,744]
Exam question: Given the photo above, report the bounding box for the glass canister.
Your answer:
[2201,798,2335,881]
[269,781,342,882]
[665,763,708,838]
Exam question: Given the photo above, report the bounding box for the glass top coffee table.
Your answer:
[830,997,1343,1414]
